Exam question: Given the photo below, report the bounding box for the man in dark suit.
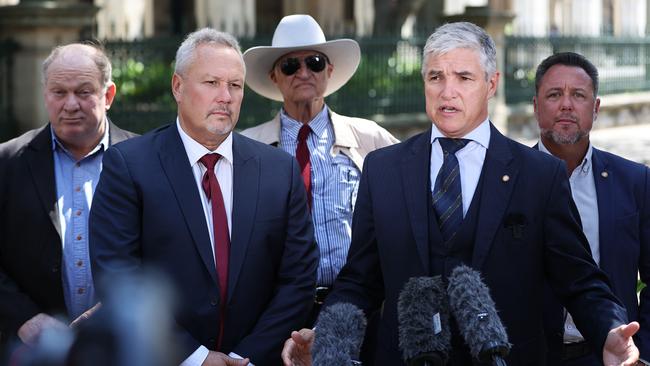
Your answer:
[534,52,650,365]
[89,29,318,366]
[281,22,640,366]
[0,43,135,349]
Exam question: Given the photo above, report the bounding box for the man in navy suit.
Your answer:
[534,52,650,365]
[90,29,318,366]
[281,22,640,366]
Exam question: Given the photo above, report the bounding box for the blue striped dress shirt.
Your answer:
[279,106,360,286]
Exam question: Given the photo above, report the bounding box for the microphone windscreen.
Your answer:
[312,302,367,366]
[397,276,451,363]
[447,265,510,361]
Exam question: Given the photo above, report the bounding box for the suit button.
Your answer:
[209,338,216,346]
[51,266,60,273]
[210,298,218,306]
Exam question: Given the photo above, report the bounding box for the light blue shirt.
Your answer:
[51,125,108,320]
[430,118,490,216]
[279,106,360,286]
[539,140,599,343]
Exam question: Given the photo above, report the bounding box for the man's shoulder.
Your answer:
[239,118,279,145]
[330,111,397,141]
[109,123,171,152]
[593,147,649,174]
[234,132,292,160]
[0,125,49,158]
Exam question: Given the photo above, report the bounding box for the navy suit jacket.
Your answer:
[89,124,318,365]
[325,124,628,366]
[544,146,650,360]
[0,121,135,343]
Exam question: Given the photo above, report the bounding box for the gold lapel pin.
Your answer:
[601,171,609,178]
[502,175,510,182]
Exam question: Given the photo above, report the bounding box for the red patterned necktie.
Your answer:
[296,124,312,208]
[199,153,230,349]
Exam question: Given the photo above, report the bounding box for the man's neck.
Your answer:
[283,98,325,124]
[541,137,590,175]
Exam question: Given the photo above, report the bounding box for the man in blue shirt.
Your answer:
[0,43,135,349]
[534,52,650,365]
[241,15,398,321]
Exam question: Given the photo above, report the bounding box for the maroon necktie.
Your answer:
[199,154,230,348]
[296,124,312,208]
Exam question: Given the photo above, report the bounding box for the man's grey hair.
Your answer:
[421,22,497,81]
[174,28,245,76]
[42,43,112,90]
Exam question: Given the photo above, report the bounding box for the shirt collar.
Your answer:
[430,117,491,149]
[280,105,330,140]
[50,120,110,157]
[538,139,593,175]
[176,118,233,167]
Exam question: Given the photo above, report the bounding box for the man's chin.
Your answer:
[206,120,235,137]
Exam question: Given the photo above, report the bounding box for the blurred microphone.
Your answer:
[312,302,367,366]
[398,276,451,366]
[447,265,510,366]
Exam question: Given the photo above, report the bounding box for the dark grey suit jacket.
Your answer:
[0,120,135,343]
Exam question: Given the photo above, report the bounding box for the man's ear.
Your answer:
[104,82,117,110]
[171,73,183,102]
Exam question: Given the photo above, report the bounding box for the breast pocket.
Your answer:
[336,164,360,213]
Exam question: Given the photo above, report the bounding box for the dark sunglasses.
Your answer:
[278,54,328,76]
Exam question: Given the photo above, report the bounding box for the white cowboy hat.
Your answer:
[243,14,361,102]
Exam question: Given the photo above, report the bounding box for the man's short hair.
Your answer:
[534,52,599,96]
[421,22,497,81]
[174,28,245,77]
[42,43,112,90]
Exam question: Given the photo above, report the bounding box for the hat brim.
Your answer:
[243,39,361,102]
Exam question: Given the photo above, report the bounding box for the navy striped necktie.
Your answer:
[432,138,470,244]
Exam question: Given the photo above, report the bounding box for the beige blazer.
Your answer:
[240,109,399,170]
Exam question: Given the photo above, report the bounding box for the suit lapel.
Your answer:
[472,125,518,269]
[158,126,218,285]
[401,130,433,273]
[228,133,258,300]
[25,125,62,240]
[592,148,614,272]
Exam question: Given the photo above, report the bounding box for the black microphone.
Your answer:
[447,265,510,366]
[312,302,367,366]
[398,276,451,366]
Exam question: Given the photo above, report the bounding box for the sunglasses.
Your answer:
[278,54,328,76]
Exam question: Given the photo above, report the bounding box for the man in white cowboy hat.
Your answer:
[241,14,398,321]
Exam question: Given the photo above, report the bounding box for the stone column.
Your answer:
[0,0,98,133]
[444,4,515,133]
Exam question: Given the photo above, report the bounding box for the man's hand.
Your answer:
[202,351,250,366]
[281,328,315,366]
[17,313,67,345]
[603,322,640,366]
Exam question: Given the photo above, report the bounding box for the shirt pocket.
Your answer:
[336,164,360,213]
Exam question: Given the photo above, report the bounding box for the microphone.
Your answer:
[312,302,367,366]
[447,265,510,366]
[397,276,451,366]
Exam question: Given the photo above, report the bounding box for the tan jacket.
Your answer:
[240,109,399,170]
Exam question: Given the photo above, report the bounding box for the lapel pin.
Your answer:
[601,171,609,178]
[502,175,510,182]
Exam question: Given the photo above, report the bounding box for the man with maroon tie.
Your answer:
[89,28,318,366]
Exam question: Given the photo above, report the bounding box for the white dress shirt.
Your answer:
[176,120,251,365]
[430,118,491,216]
[539,140,600,343]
